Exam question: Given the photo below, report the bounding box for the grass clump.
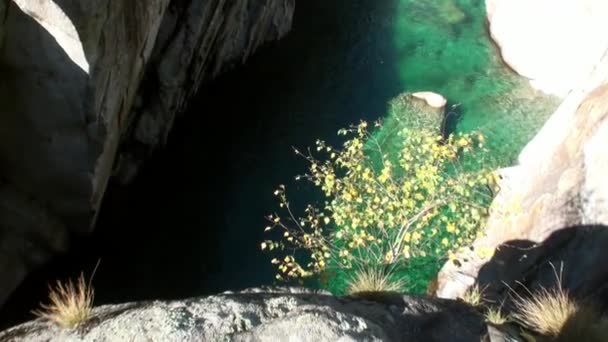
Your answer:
[33,273,94,329]
[511,275,608,341]
[346,268,406,295]
[485,307,508,325]
[460,284,486,307]
[512,285,608,341]
[512,285,577,337]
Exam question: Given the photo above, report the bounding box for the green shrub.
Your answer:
[262,119,498,294]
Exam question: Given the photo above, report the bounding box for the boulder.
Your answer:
[486,0,608,97]
[411,91,447,109]
[0,0,294,309]
[0,287,488,342]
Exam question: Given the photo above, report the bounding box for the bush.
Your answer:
[262,120,498,294]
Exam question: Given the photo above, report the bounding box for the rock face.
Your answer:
[437,2,608,302]
[486,0,608,97]
[0,287,488,342]
[0,0,294,309]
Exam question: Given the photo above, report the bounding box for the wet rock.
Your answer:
[0,287,488,342]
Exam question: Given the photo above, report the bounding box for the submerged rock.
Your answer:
[0,0,294,309]
[0,287,488,342]
[486,0,608,97]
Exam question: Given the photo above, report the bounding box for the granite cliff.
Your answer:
[0,0,294,309]
[437,0,608,313]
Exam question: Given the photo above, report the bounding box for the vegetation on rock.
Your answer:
[262,99,498,294]
[32,273,94,329]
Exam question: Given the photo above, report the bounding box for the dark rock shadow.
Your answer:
[0,1,92,329]
[476,224,608,314]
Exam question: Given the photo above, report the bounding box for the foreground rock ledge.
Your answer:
[0,287,488,342]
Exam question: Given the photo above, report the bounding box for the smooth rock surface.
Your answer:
[0,287,488,342]
[486,0,608,97]
[411,91,447,109]
[0,0,294,309]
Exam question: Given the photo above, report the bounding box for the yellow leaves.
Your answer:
[384,250,394,263]
[457,137,470,147]
[412,231,422,244]
[476,246,495,259]
[402,245,411,259]
[378,166,392,183]
[263,123,495,285]
[446,222,456,233]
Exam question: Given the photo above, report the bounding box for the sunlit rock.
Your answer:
[411,91,447,109]
[0,287,488,341]
[486,0,608,97]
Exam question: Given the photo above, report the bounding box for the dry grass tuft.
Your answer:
[347,268,406,295]
[485,306,508,325]
[460,284,486,307]
[33,273,94,329]
[512,285,577,337]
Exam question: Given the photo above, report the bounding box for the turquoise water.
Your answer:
[392,0,558,167]
[1,0,559,325]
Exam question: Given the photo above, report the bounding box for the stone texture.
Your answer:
[486,0,608,97]
[0,0,294,309]
[0,287,488,342]
[436,21,608,300]
[411,91,447,109]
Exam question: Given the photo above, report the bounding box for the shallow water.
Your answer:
[1,0,557,326]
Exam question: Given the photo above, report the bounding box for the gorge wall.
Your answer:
[0,0,294,309]
[437,0,608,308]
[486,0,608,97]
